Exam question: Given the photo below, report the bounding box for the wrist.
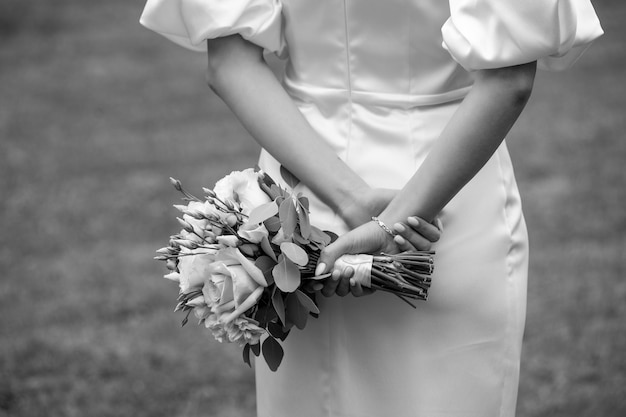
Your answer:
[334,182,371,226]
[371,216,397,239]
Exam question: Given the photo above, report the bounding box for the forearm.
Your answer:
[379,62,537,224]
[206,35,368,216]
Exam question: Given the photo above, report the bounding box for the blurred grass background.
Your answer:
[0,0,624,416]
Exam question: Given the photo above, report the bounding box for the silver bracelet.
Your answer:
[371,216,396,238]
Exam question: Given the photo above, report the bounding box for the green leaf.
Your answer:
[278,199,298,238]
[280,242,309,266]
[297,195,309,210]
[271,287,286,326]
[272,254,301,293]
[285,293,308,330]
[309,227,332,247]
[247,201,279,225]
[243,344,252,367]
[292,230,310,245]
[262,336,284,372]
[264,216,282,233]
[260,235,278,262]
[296,196,311,239]
[250,342,261,357]
[267,321,290,341]
[270,185,283,200]
[295,290,320,315]
[255,303,278,325]
[280,165,300,189]
[255,256,277,286]
[297,204,312,239]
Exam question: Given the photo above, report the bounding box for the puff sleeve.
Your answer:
[140,0,284,54]
[442,0,603,71]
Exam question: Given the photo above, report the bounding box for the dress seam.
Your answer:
[342,0,354,164]
[494,147,518,417]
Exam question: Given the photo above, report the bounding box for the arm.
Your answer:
[206,35,373,227]
[317,62,537,280]
[380,62,536,224]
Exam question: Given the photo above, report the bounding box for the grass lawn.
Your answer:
[1,0,624,416]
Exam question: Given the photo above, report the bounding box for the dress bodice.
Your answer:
[140,0,603,107]
[280,0,472,106]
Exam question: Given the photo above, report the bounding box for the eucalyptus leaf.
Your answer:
[255,303,278,325]
[272,287,286,326]
[251,342,261,357]
[262,336,284,372]
[280,165,301,189]
[280,242,309,266]
[292,230,310,246]
[278,199,298,238]
[298,195,309,211]
[255,256,277,285]
[295,290,320,315]
[309,227,332,246]
[285,293,308,330]
[264,216,282,233]
[272,254,301,293]
[260,235,278,262]
[267,321,290,341]
[247,201,279,225]
[297,204,312,239]
[243,343,252,367]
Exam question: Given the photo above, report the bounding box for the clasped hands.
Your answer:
[310,188,441,297]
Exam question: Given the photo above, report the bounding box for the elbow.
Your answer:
[474,61,537,107]
[509,62,536,105]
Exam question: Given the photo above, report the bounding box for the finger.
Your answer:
[393,223,433,251]
[392,233,418,253]
[349,278,374,297]
[334,267,354,297]
[321,271,341,297]
[406,216,441,242]
[301,280,323,293]
[349,277,364,297]
[434,217,444,232]
[316,235,351,276]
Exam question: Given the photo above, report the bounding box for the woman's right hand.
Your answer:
[316,215,442,297]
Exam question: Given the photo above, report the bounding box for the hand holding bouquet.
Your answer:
[155,169,434,370]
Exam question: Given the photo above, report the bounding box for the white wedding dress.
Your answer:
[140,1,602,416]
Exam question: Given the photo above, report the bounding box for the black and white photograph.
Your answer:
[1,1,623,416]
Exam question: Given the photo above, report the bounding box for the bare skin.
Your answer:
[317,62,537,296]
[205,35,441,257]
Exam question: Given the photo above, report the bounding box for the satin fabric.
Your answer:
[140,1,602,416]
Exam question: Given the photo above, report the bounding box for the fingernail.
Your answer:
[349,278,356,287]
[394,235,406,245]
[408,217,419,226]
[393,223,405,233]
[331,270,340,281]
[315,263,326,276]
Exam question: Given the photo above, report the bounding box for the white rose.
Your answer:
[213,169,271,215]
[238,222,270,244]
[203,260,261,310]
[177,251,215,293]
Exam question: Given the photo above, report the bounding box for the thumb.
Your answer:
[315,234,355,276]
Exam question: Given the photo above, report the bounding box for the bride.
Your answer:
[141,1,603,416]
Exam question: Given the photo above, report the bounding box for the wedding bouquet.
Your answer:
[155,168,434,370]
